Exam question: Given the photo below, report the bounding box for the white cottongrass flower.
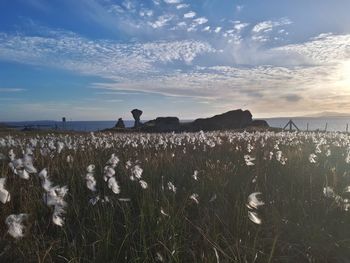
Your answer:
[66,155,73,163]
[86,173,97,192]
[244,155,255,166]
[22,155,37,173]
[57,142,64,153]
[107,177,120,194]
[276,151,282,161]
[139,180,148,189]
[192,170,199,180]
[131,165,143,179]
[41,176,68,227]
[325,149,331,157]
[156,252,164,262]
[344,186,350,193]
[5,213,29,238]
[0,178,11,204]
[160,208,169,217]
[8,149,15,161]
[276,151,287,165]
[125,160,132,169]
[248,211,262,225]
[104,166,115,181]
[190,193,199,204]
[167,181,177,193]
[38,169,53,192]
[9,153,37,180]
[323,186,336,198]
[86,165,97,192]
[44,186,68,207]
[309,153,317,163]
[107,154,119,167]
[86,164,95,173]
[247,192,265,209]
[345,153,350,164]
[52,205,66,227]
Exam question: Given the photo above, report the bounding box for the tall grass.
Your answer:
[1,131,350,262]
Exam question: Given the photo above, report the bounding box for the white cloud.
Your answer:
[233,22,249,32]
[0,31,215,77]
[139,9,153,17]
[193,17,208,25]
[273,33,350,64]
[149,14,174,28]
[184,11,196,19]
[176,4,189,9]
[164,0,182,4]
[252,18,292,33]
[202,26,210,32]
[214,27,222,33]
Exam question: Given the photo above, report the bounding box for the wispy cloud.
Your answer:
[0,88,25,92]
[184,11,196,19]
[0,30,215,79]
[163,0,182,4]
[252,18,292,33]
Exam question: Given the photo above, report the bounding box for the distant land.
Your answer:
[300,111,350,118]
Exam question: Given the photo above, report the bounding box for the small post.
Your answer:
[347,123,349,133]
[324,123,328,132]
[307,123,309,132]
[62,117,66,130]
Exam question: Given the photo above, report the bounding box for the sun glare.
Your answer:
[340,60,350,87]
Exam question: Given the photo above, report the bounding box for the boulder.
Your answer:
[142,117,180,132]
[155,117,180,132]
[131,109,143,128]
[115,118,125,129]
[190,109,253,131]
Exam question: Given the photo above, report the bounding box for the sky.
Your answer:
[1,0,350,121]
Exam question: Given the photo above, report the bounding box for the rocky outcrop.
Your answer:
[131,109,143,128]
[189,109,253,131]
[107,108,269,133]
[115,118,125,129]
[142,117,180,132]
[249,120,269,127]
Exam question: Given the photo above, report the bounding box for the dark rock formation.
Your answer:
[131,109,143,128]
[106,108,269,133]
[189,109,253,131]
[142,117,180,132]
[249,119,269,127]
[115,118,125,129]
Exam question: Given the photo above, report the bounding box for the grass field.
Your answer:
[1,130,350,262]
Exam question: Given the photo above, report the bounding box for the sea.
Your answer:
[3,117,350,132]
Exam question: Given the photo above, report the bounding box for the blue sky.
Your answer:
[1,0,350,121]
